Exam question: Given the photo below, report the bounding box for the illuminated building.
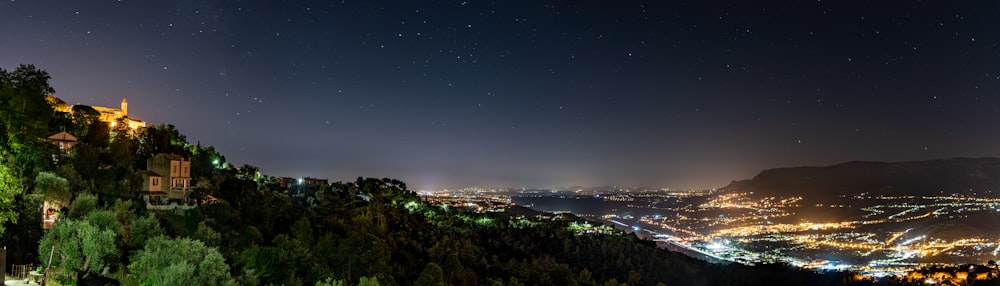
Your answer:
[46,131,77,156]
[47,95,147,130]
[142,153,192,204]
[91,98,147,129]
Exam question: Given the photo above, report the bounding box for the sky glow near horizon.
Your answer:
[2,1,1000,190]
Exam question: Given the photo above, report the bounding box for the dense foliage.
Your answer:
[128,236,233,286]
[0,64,55,239]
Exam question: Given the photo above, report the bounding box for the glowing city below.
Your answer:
[422,187,1000,278]
[640,191,1000,277]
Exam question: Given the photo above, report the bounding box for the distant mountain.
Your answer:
[722,158,1000,199]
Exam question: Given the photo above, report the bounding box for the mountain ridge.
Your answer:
[721,157,1000,199]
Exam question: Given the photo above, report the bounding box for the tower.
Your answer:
[121,98,128,117]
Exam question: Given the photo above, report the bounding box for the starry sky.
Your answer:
[3,1,1000,190]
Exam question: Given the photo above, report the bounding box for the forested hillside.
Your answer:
[1,64,862,285]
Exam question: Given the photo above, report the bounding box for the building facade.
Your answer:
[142,153,192,203]
[48,95,147,130]
[46,131,77,156]
[91,98,146,129]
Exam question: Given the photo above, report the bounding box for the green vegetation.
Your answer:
[128,236,233,286]
[1,64,55,239]
[0,162,21,237]
[34,171,71,206]
[37,218,119,281]
[1,64,943,285]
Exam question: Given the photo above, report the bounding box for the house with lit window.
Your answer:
[47,131,77,156]
[142,153,192,204]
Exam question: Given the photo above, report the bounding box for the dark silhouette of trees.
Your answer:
[137,124,189,162]
[0,64,55,151]
[70,105,101,130]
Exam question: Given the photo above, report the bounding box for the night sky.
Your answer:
[3,1,1000,190]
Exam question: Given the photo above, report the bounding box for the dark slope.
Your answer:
[722,158,1000,199]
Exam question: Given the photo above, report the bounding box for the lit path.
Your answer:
[609,218,731,262]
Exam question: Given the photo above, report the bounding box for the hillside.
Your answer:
[0,64,862,286]
[6,64,984,286]
[722,158,1000,199]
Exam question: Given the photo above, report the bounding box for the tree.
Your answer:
[71,142,100,181]
[191,222,221,248]
[127,214,164,250]
[328,232,391,282]
[0,162,22,238]
[0,190,43,264]
[108,128,137,170]
[238,246,282,284]
[111,199,137,228]
[238,268,261,286]
[626,270,641,285]
[291,217,315,245]
[190,143,224,186]
[357,276,380,286]
[35,171,71,206]
[82,120,110,149]
[137,124,189,161]
[237,231,316,285]
[68,193,99,219]
[602,278,623,286]
[70,105,101,131]
[128,236,234,286]
[85,210,119,234]
[442,253,465,284]
[37,219,119,282]
[578,269,598,286]
[315,277,345,286]
[54,164,85,197]
[0,64,55,150]
[414,262,444,286]
[0,64,55,203]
